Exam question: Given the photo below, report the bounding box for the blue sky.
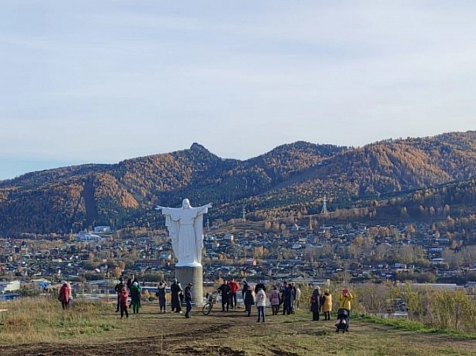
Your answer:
[1,1,475,180]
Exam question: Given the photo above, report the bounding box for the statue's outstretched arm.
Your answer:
[197,203,212,214]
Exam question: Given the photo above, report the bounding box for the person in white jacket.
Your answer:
[255,286,267,322]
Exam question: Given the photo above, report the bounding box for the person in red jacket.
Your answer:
[58,281,71,310]
[119,286,129,319]
[228,279,239,309]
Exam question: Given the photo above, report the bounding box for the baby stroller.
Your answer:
[335,308,349,333]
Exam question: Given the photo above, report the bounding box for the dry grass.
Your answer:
[0,297,475,356]
[0,297,118,344]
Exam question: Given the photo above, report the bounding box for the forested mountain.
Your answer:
[241,131,476,212]
[1,131,476,235]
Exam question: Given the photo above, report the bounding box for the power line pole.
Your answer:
[321,195,328,214]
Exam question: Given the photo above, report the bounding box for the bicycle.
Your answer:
[202,291,218,315]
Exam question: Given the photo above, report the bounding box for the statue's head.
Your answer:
[182,199,191,209]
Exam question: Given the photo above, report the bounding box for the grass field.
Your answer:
[0,298,475,356]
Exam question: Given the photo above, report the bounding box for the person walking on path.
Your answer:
[269,286,281,315]
[114,278,125,312]
[322,289,333,320]
[170,280,182,313]
[156,280,167,313]
[130,281,142,314]
[310,286,321,321]
[184,282,193,318]
[255,286,267,322]
[119,286,129,319]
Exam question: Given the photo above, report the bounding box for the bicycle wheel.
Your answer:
[202,303,213,315]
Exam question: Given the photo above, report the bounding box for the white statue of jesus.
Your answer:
[156,199,212,267]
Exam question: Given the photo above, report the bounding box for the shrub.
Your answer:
[354,282,476,333]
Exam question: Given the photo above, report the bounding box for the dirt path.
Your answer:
[1,307,474,356]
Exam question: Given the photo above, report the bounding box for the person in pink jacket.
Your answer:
[269,286,281,315]
[119,286,129,319]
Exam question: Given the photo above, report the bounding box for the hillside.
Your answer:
[1,131,476,235]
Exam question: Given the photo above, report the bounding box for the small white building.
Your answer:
[94,226,112,233]
[76,231,102,241]
[0,280,21,293]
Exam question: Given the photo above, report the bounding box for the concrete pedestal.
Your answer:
[175,265,203,307]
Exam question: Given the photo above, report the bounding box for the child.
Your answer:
[119,286,129,319]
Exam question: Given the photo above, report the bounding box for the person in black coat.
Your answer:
[156,280,167,313]
[114,278,125,312]
[281,282,292,315]
[170,279,182,313]
[244,288,255,316]
[184,283,193,318]
[310,286,321,321]
[241,279,249,301]
[218,280,231,312]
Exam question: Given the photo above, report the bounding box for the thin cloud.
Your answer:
[1,1,476,179]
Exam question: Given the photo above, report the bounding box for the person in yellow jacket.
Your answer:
[339,289,353,329]
[321,289,333,320]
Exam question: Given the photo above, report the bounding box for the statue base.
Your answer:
[175,265,203,307]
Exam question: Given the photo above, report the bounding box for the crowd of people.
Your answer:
[112,273,143,318]
[59,276,353,329]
